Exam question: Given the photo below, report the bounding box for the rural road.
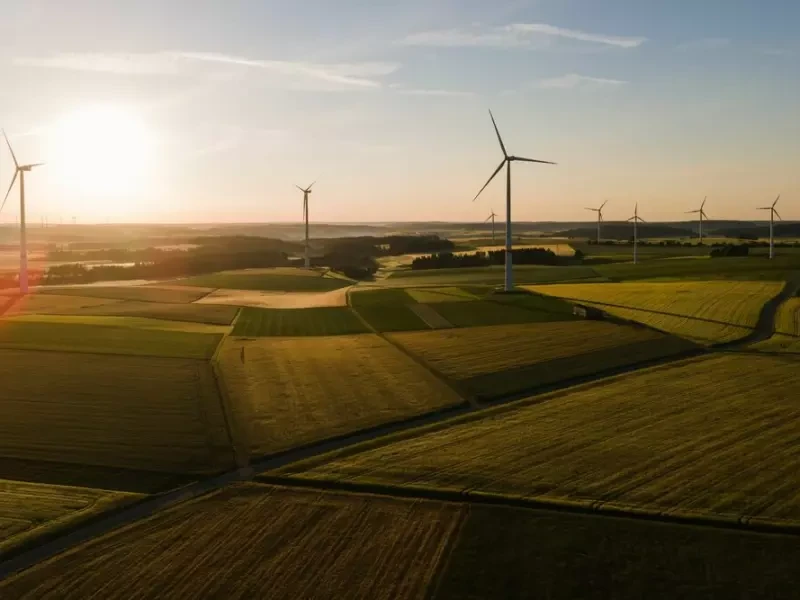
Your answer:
[3,273,798,581]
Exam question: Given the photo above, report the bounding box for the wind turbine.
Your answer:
[484,210,498,244]
[627,202,646,264]
[472,110,556,292]
[757,194,782,259]
[687,197,709,244]
[296,181,315,268]
[585,200,608,244]
[1,130,44,294]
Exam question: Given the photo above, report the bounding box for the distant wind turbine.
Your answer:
[296,181,315,268]
[687,197,709,244]
[757,194,782,259]
[585,200,608,244]
[627,202,646,264]
[1,130,44,294]
[472,110,556,292]
[484,210,498,244]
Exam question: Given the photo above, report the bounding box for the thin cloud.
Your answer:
[401,23,646,49]
[13,51,400,90]
[538,74,628,89]
[395,87,475,97]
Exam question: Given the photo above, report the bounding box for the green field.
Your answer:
[40,285,212,303]
[172,269,352,292]
[0,484,462,600]
[387,321,693,399]
[753,297,800,352]
[0,319,223,359]
[592,255,800,282]
[232,306,367,336]
[59,299,239,325]
[218,334,463,456]
[430,298,575,328]
[3,293,121,316]
[5,314,229,334]
[285,353,800,524]
[349,289,430,332]
[382,265,602,286]
[530,280,783,345]
[0,348,234,477]
[0,479,140,557]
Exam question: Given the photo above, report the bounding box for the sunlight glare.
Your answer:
[48,105,154,200]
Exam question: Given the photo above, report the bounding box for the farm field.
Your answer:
[529,280,783,345]
[195,286,348,309]
[1,293,121,316]
[382,264,603,286]
[217,334,463,456]
[349,288,430,332]
[59,299,239,325]
[0,484,462,600]
[753,297,800,352]
[432,504,800,600]
[231,306,367,336]
[0,479,140,558]
[39,285,213,303]
[0,348,234,477]
[387,321,694,399]
[4,314,229,334]
[0,319,223,359]
[171,269,352,292]
[284,353,800,524]
[592,255,800,282]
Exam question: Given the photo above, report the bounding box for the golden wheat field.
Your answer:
[528,280,783,344]
[285,353,800,524]
[217,334,463,456]
[387,321,694,398]
[0,479,140,557]
[0,484,463,600]
[0,349,234,476]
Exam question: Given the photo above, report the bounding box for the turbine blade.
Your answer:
[0,171,19,215]
[686,210,700,214]
[585,208,598,212]
[3,130,19,169]
[25,162,45,169]
[774,209,783,221]
[307,180,316,190]
[757,207,771,211]
[484,214,493,223]
[700,210,708,219]
[512,156,557,165]
[701,196,707,209]
[639,217,647,223]
[472,159,506,202]
[600,199,609,210]
[296,185,305,192]
[488,110,508,158]
[773,194,780,207]
[627,217,634,222]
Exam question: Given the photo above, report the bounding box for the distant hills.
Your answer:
[555,223,696,240]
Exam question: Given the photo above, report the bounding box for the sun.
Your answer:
[47,105,155,200]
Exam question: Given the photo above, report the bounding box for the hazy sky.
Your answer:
[0,0,798,223]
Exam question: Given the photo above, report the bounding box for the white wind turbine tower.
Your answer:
[757,194,782,259]
[484,210,498,244]
[687,196,709,244]
[585,200,608,244]
[472,110,556,292]
[627,202,646,264]
[296,181,315,268]
[1,131,44,294]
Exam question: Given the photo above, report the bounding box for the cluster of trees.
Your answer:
[587,239,701,247]
[709,244,750,258]
[411,247,566,270]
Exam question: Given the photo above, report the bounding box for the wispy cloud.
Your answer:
[401,23,646,49]
[13,51,400,90]
[538,74,628,89]
[675,38,731,51]
[388,83,474,97]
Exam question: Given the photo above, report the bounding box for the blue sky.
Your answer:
[0,0,797,223]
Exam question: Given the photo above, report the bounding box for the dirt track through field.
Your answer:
[2,274,798,580]
[195,286,350,309]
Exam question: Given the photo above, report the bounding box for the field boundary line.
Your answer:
[346,288,478,407]
[210,307,249,469]
[0,344,215,362]
[408,303,453,329]
[255,475,800,538]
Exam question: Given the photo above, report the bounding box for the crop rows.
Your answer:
[0,349,234,477]
[231,306,367,336]
[41,285,212,303]
[530,280,782,344]
[218,334,463,456]
[286,353,800,524]
[173,271,351,292]
[0,484,463,599]
[388,321,687,398]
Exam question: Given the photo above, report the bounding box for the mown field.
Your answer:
[232,306,367,336]
[40,285,212,303]
[0,479,140,558]
[285,353,800,524]
[172,269,352,292]
[5,483,800,599]
[0,348,234,477]
[0,484,462,600]
[217,334,463,456]
[529,280,783,345]
[0,319,223,359]
[387,321,694,399]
